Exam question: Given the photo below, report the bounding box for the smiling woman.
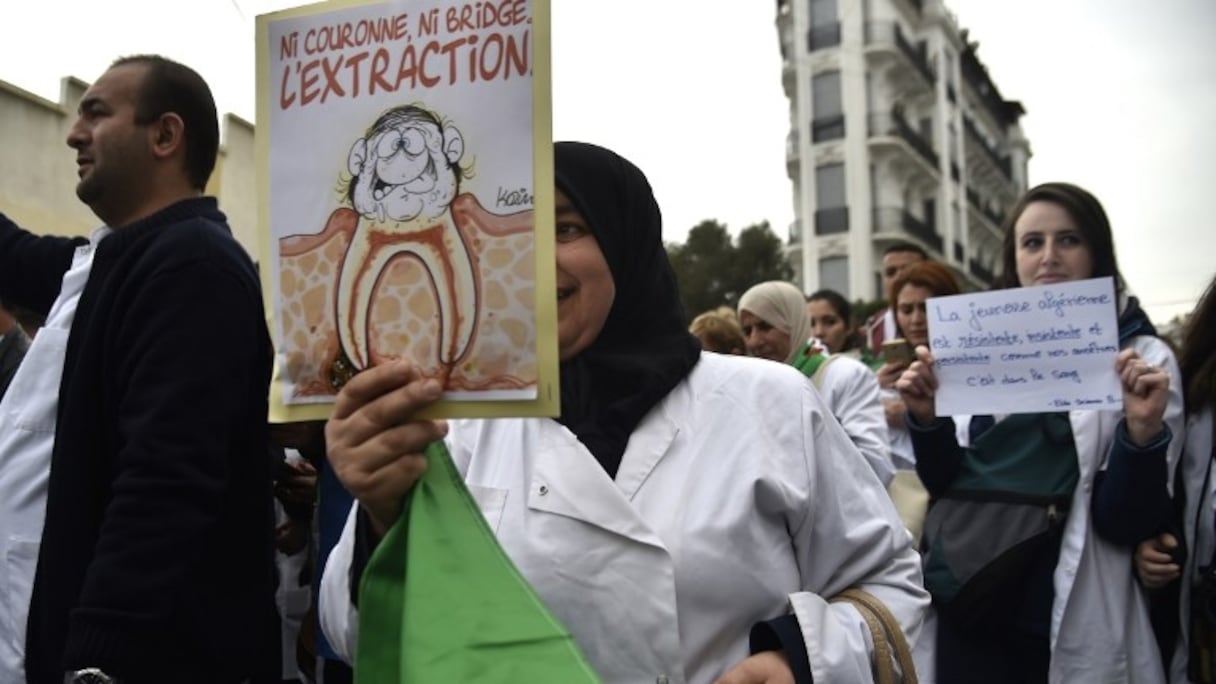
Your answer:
[317,142,928,684]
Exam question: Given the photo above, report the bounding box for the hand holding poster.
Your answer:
[257,0,557,422]
[930,277,1122,416]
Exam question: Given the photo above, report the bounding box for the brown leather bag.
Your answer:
[829,588,919,684]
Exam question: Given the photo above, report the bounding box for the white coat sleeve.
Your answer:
[317,430,467,665]
[822,357,895,487]
[1136,335,1186,494]
[318,503,361,664]
[788,378,930,682]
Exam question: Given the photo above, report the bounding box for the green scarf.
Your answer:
[789,340,830,378]
[355,441,601,682]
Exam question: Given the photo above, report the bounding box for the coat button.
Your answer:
[539,485,549,496]
[656,676,670,684]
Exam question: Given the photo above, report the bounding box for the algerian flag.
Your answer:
[355,441,601,682]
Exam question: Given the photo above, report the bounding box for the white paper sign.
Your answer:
[930,277,1122,416]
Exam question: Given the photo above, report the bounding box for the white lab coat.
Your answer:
[321,352,928,683]
[816,354,895,486]
[0,240,98,681]
[1169,407,1215,683]
[913,334,1184,684]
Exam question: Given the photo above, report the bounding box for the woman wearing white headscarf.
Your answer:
[739,281,894,486]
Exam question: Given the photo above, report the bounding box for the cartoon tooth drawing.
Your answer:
[333,104,478,381]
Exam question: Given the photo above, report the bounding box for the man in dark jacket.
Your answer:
[0,55,274,684]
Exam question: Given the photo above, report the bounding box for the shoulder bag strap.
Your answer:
[829,588,918,684]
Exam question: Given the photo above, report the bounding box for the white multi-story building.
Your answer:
[777,0,1030,300]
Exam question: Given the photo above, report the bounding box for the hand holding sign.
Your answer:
[1115,348,1170,446]
[894,345,939,425]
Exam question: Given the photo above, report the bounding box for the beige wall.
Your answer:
[0,75,259,261]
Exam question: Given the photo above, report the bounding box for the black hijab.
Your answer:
[553,142,702,477]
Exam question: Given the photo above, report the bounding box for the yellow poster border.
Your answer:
[255,0,557,423]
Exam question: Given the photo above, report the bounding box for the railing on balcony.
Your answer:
[814,207,849,235]
[960,47,1021,128]
[808,23,841,52]
[812,115,845,142]
[962,116,1013,181]
[788,218,802,246]
[969,258,994,285]
[868,111,939,169]
[965,187,1006,228]
[864,22,937,86]
[966,186,981,211]
[983,204,1004,227]
[872,207,943,253]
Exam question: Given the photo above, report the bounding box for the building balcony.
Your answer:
[864,22,936,88]
[814,207,849,235]
[812,115,846,143]
[873,207,943,253]
[962,116,1013,183]
[868,111,939,172]
[969,257,994,285]
[808,23,841,52]
[788,218,802,246]
[960,46,1025,128]
[786,130,800,179]
[965,189,1005,237]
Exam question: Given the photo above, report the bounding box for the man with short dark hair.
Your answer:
[0,55,274,684]
[865,242,928,356]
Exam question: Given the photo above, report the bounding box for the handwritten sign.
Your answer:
[930,277,1122,416]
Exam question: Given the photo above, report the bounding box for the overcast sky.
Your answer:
[1,0,1212,322]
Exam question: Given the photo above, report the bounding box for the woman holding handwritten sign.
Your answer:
[895,182,1182,683]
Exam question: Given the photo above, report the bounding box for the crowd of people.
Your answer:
[0,53,1214,684]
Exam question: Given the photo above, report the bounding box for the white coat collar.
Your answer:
[529,404,680,549]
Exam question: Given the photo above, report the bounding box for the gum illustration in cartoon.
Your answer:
[333,105,478,383]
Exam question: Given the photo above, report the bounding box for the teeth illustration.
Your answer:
[335,217,478,372]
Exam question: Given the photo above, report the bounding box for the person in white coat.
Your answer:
[1135,273,1216,683]
[319,141,928,684]
[896,182,1183,683]
[738,281,896,486]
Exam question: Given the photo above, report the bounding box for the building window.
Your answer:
[814,163,848,234]
[810,0,837,27]
[819,255,849,297]
[812,71,844,141]
[807,0,840,50]
[808,23,841,50]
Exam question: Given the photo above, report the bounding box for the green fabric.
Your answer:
[950,413,1080,499]
[789,341,829,378]
[355,441,601,683]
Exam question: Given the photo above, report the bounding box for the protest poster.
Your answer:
[929,277,1122,416]
[255,0,557,421]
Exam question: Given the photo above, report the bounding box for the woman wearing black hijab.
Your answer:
[319,142,927,683]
